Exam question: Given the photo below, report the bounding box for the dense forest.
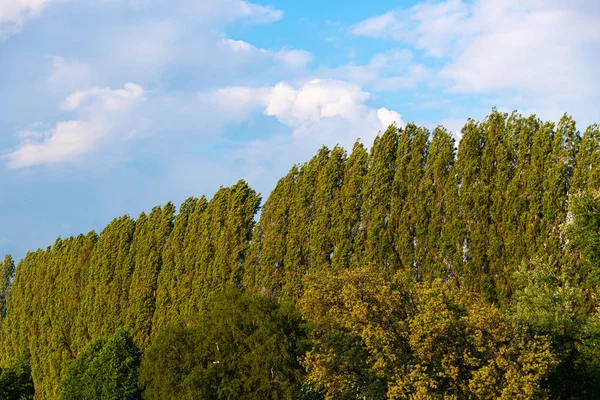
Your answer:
[1,109,600,399]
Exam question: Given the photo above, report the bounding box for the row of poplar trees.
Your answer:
[0,109,599,398]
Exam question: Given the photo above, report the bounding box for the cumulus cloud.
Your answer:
[7,83,146,168]
[377,108,402,129]
[264,79,371,127]
[211,79,404,182]
[211,79,404,135]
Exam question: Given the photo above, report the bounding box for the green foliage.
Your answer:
[0,254,15,319]
[61,329,141,400]
[139,289,306,400]
[0,354,35,400]
[301,267,556,400]
[564,191,600,282]
[512,260,600,398]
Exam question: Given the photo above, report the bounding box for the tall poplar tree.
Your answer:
[75,217,134,344]
[310,146,346,273]
[128,203,175,349]
[456,118,485,290]
[331,141,369,271]
[419,127,455,279]
[390,123,416,274]
[361,125,398,271]
[542,115,579,265]
[244,169,297,296]
[0,254,15,319]
[283,148,330,297]
[152,197,199,336]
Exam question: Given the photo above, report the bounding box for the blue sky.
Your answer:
[1,0,599,261]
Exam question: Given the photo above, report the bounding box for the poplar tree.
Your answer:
[390,123,416,273]
[362,125,398,271]
[0,254,15,319]
[283,149,330,297]
[408,126,429,278]
[572,124,600,194]
[208,180,261,292]
[152,197,199,335]
[128,203,175,349]
[525,120,554,260]
[419,127,455,279]
[76,217,134,344]
[310,146,346,273]
[456,119,485,290]
[542,115,579,265]
[331,141,369,271]
[502,113,535,281]
[244,169,297,296]
[179,195,209,322]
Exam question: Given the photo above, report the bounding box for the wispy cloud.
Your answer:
[320,49,430,91]
[223,38,313,70]
[0,0,64,38]
[352,0,600,122]
[8,83,146,168]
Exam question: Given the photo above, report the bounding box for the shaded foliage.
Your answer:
[0,354,34,400]
[140,289,306,400]
[61,329,141,400]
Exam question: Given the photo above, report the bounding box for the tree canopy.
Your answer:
[1,111,599,399]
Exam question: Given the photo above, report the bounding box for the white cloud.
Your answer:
[377,108,402,129]
[210,79,404,186]
[223,38,312,69]
[438,2,600,98]
[216,79,405,201]
[352,0,600,123]
[273,49,313,70]
[0,0,62,38]
[210,78,404,136]
[320,50,430,91]
[351,11,398,38]
[8,120,100,168]
[351,0,468,57]
[47,56,94,91]
[236,1,283,24]
[8,83,146,168]
[209,86,271,119]
[111,20,181,73]
[61,83,145,112]
[264,79,371,127]
[172,0,283,25]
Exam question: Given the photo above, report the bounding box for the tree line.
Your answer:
[0,109,599,399]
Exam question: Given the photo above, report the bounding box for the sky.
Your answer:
[0,0,599,261]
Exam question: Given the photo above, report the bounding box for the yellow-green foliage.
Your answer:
[301,267,556,400]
